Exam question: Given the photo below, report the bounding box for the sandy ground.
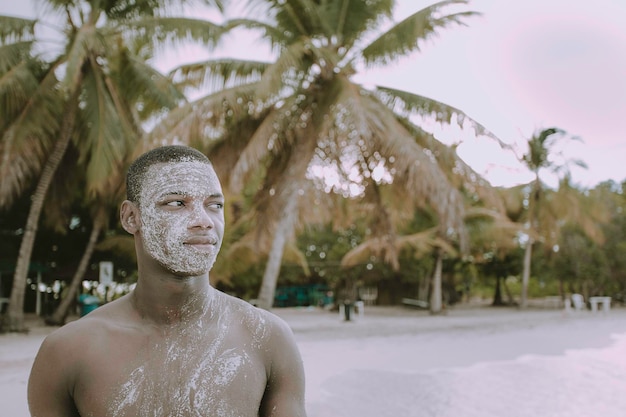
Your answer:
[3,304,626,416]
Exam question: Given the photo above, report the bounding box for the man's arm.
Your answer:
[28,330,81,417]
[260,316,307,417]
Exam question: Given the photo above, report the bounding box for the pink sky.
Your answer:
[360,0,626,188]
[3,0,625,188]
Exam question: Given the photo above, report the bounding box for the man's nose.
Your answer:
[190,205,214,228]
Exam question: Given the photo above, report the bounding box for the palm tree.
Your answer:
[0,14,65,331]
[514,127,608,308]
[150,0,505,310]
[0,0,222,331]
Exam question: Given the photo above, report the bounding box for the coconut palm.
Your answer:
[1,14,66,331]
[512,127,609,308]
[150,0,506,310]
[0,0,223,331]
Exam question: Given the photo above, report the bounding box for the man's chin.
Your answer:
[158,262,202,277]
[157,253,217,278]
[171,264,211,276]
[170,269,208,278]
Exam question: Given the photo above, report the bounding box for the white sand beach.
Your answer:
[2,304,626,417]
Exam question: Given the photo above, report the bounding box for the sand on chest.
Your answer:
[107,299,270,417]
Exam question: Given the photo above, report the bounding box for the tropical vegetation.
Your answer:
[0,0,222,330]
[0,0,623,331]
[151,0,507,310]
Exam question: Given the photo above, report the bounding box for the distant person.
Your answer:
[28,145,307,416]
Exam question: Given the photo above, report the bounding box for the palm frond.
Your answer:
[372,85,498,140]
[0,129,50,209]
[0,40,34,74]
[340,237,383,268]
[123,16,225,53]
[360,0,477,66]
[398,227,450,254]
[0,63,62,208]
[464,208,523,258]
[230,90,320,193]
[147,81,261,146]
[224,18,292,50]
[0,59,38,123]
[341,227,452,269]
[546,183,608,245]
[106,0,224,20]
[229,110,281,192]
[257,38,309,99]
[170,58,269,92]
[324,0,393,47]
[202,115,267,186]
[0,15,36,43]
[115,50,184,118]
[77,63,137,199]
[399,118,505,212]
[259,0,323,38]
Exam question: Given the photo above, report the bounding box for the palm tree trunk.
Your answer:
[492,275,504,306]
[253,121,317,311]
[430,249,444,314]
[4,92,79,332]
[520,175,540,310]
[46,208,105,326]
[417,274,430,302]
[520,239,533,309]
[256,196,298,310]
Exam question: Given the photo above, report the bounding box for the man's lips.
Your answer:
[183,236,218,247]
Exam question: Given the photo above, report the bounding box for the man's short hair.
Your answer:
[126,145,211,202]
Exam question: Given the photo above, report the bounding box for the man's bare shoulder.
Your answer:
[40,294,135,351]
[218,292,291,330]
[29,294,134,402]
[215,292,297,353]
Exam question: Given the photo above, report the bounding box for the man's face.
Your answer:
[136,161,225,276]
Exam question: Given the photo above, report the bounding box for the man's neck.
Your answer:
[131,273,216,326]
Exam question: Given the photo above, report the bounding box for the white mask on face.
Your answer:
[137,161,224,276]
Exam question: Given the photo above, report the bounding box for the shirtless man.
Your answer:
[28,145,307,417]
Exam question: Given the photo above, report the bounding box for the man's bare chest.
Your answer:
[74,325,268,416]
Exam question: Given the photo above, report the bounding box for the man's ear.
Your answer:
[120,200,139,234]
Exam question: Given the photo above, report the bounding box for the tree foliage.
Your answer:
[0,0,214,330]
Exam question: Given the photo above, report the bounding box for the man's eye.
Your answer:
[207,202,224,210]
[165,200,184,207]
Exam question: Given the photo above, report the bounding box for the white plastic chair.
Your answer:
[571,293,585,311]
